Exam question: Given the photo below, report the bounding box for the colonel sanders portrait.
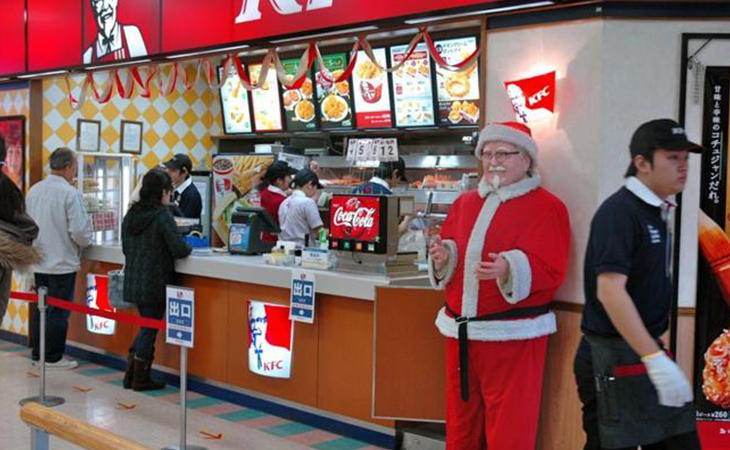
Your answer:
[83,0,147,64]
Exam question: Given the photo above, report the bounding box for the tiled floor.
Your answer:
[0,339,386,449]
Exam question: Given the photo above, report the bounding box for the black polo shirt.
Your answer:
[581,184,672,339]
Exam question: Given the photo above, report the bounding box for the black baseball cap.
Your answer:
[264,160,297,182]
[630,119,704,157]
[292,168,323,189]
[163,153,193,173]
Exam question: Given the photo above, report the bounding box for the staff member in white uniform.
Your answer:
[278,169,323,247]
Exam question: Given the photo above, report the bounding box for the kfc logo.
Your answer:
[236,0,334,24]
[86,274,116,336]
[504,71,556,123]
[83,0,148,64]
[248,301,293,379]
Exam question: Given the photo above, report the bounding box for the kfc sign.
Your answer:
[236,0,333,23]
[504,71,556,123]
[248,300,293,379]
[86,274,116,336]
[330,196,381,243]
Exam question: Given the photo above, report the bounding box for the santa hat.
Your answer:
[475,121,538,168]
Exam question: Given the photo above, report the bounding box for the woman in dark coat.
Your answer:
[0,134,40,322]
[122,167,191,391]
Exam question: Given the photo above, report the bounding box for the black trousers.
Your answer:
[131,303,165,361]
[574,342,701,450]
[31,273,77,363]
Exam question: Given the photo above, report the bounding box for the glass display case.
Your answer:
[77,152,137,246]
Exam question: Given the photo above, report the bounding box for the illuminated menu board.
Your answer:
[218,65,253,134]
[280,58,317,131]
[390,42,435,127]
[433,37,480,126]
[249,64,284,132]
[314,53,354,129]
[351,48,392,128]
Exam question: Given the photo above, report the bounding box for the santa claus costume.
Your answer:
[429,122,570,449]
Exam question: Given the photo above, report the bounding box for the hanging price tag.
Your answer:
[383,138,398,161]
[367,139,379,161]
[355,139,369,161]
[346,138,357,162]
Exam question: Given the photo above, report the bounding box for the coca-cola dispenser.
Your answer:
[329,193,416,274]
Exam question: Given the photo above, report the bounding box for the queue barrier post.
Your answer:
[19,287,65,408]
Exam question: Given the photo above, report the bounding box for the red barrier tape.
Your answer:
[9,291,165,330]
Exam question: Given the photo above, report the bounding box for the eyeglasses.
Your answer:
[481,150,521,163]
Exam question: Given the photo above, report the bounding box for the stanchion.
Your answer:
[163,347,205,450]
[20,287,65,408]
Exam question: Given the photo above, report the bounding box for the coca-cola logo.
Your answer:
[333,206,376,229]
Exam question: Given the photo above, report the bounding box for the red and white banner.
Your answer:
[248,300,293,379]
[504,71,556,123]
[86,274,116,336]
[330,196,381,243]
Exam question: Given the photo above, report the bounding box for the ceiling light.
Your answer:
[85,59,151,71]
[17,69,68,79]
[404,1,554,24]
[167,44,250,59]
[270,25,378,44]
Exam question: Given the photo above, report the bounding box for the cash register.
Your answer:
[228,206,280,255]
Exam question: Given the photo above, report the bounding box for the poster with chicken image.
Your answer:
[695,67,730,447]
[314,52,354,129]
[249,63,283,132]
[434,36,480,126]
[352,48,392,128]
[280,58,317,131]
[390,42,435,127]
[218,65,253,134]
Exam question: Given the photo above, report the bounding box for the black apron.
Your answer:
[585,335,696,448]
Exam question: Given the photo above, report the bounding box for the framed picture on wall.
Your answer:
[0,115,25,192]
[77,119,101,152]
[120,120,143,154]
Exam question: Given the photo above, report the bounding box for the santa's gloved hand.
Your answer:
[641,351,693,407]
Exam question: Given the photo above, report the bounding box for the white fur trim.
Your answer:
[463,175,541,317]
[428,240,458,289]
[475,123,538,168]
[435,307,556,341]
[498,249,532,304]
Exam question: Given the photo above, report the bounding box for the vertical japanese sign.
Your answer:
[86,274,116,336]
[352,48,393,128]
[166,286,195,348]
[695,67,730,447]
[248,300,293,378]
[434,36,480,126]
[290,270,315,323]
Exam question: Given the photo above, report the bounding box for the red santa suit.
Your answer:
[429,122,570,450]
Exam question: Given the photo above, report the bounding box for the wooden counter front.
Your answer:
[68,260,392,428]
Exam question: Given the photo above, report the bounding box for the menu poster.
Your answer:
[280,58,317,131]
[218,65,253,134]
[352,48,392,128]
[314,53,354,129]
[434,37,480,126]
[249,64,284,132]
[390,42,435,127]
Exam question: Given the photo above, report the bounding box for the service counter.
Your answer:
[71,245,584,446]
[71,245,438,434]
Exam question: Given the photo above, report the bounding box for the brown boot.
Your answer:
[131,356,166,391]
[123,351,134,389]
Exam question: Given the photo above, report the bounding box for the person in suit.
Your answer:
[163,153,202,219]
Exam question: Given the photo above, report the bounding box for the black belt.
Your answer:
[444,303,551,401]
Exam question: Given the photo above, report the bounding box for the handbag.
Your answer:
[107,267,135,309]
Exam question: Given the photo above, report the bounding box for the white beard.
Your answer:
[490,174,501,189]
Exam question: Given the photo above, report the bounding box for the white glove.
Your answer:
[641,351,693,407]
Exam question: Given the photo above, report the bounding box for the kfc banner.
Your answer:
[248,300,294,379]
[16,0,495,76]
[504,71,556,123]
[86,274,116,336]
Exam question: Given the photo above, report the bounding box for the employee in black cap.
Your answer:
[163,153,202,219]
[574,118,703,449]
[278,168,323,247]
[352,156,407,195]
[259,160,298,243]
